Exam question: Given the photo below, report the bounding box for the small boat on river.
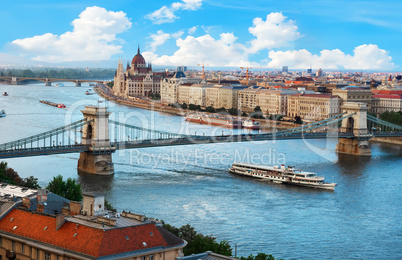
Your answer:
[185,113,241,128]
[0,110,6,117]
[229,162,336,190]
[242,120,260,130]
[2,92,8,96]
[39,100,66,108]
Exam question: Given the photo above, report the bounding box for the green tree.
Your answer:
[228,108,239,116]
[0,161,40,188]
[254,106,262,112]
[105,199,117,212]
[47,175,82,201]
[239,253,283,260]
[163,223,232,256]
[205,106,215,113]
[21,176,40,189]
[107,81,114,88]
[294,115,303,124]
[181,103,188,109]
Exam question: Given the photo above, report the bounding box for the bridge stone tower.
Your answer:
[77,106,115,175]
[336,102,371,156]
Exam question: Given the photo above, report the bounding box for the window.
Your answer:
[12,241,15,251]
[36,248,40,260]
[45,252,50,260]
[141,256,146,260]
[21,244,24,254]
[0,236,2,246]
[149,255,154,260]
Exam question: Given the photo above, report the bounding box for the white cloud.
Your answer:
[149,30,171,52]
[267,44,395,70]
[143,33,252,67]
[10,6,131,62]
[188,26,198,35]
[248,12,301,53]
[171,30,185,39]
[146,0,203,24]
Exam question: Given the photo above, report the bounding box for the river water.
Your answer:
[0,83,401,259]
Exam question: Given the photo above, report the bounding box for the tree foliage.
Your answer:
[163,223,232,256]
[189,104,201,110]
[0,161,40,189]
[294,115,303,124]
[47,175,82,201]
[228,108,239,116]
[205,106,216,113]
[379,111,402,126]
[239,253,283,260]
[106,81,114,88]
[1,68,115,80]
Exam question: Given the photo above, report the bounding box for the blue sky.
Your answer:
[0,0,401,71]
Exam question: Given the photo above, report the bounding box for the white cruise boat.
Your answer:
[241,120,260,130]
[229,162,336,190]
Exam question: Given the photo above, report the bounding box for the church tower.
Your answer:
[114,58,125,97]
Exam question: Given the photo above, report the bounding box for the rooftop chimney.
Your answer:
[56,213,66,230]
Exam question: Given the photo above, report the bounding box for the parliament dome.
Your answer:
[131,46,146,66]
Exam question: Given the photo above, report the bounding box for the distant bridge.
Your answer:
[0,103,401,175]
[0,76,105,86]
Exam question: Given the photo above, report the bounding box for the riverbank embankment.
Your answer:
[94,86,295,130]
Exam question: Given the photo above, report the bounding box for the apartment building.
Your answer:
[238,87,263,113]
[258,89,298,116]
[206,85,223,108]
[160,72,202,104]
[332,86,372,108]
[287,93,342,121]
[371,94,402,115]
[188,84,212,107]
[0,185,186,260]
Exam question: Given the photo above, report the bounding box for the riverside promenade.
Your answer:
[94,85,298,131]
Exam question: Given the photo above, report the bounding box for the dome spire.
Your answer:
[137,45,140,54]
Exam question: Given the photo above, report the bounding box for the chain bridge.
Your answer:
[0,76,104,87]
[0,103,401,175]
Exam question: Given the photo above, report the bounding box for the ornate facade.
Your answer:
[114,47,162,98]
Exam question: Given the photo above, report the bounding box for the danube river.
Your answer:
[1,83,401,259]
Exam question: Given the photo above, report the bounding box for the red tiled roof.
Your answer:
[0,209,178,258]
[291,93,339,98]
[372,90,402,95]
[373,94,402,99]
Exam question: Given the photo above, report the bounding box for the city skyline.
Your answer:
[0,0,401,71]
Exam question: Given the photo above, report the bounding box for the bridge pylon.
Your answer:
[11,77,18,85]
[45,78,51,86]
[336,102,371,156]
[77,106,115,175]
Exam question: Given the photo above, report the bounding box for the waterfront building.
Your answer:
[332,86,372,109]
[114,47,164,98]
[238,87,263,113]
[160,73,202,104]
[0,185,186,260]
[259,89,298,116]
[206,85,223,108]
[177,83,192,105]
[189,84,212,107]
[371,92,402,115]
[218,85,247,110]
[287,93,341,121]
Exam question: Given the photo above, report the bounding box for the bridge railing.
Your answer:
[367,114,402,133]
[0,119,93,151]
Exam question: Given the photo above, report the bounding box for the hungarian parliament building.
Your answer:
[113,47,165,98]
